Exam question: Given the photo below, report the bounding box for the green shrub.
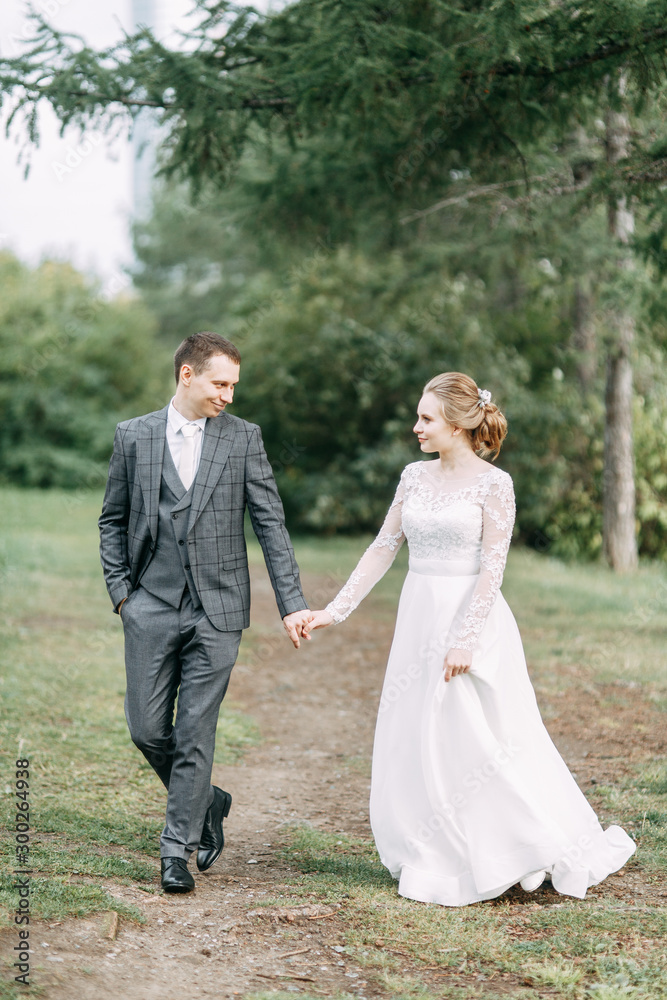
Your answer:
[0,252,170,488]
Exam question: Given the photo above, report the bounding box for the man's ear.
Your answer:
[179,363,193,386]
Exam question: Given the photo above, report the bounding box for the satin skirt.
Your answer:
[369,556,636,906]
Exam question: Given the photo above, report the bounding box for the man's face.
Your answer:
[178,354,240,420]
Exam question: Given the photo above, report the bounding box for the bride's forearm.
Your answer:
[324,535,402,623]
[325,567,367,623]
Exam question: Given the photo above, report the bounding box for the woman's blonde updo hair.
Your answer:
[423,372,508,460]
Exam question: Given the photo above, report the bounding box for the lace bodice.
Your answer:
[325,461,516,650]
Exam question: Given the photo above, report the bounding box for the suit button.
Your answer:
[178,539,184,546]
[184,564,191,570]
[172,513,179,519]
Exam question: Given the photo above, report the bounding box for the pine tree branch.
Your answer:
[500,179,593,208]
[400,176,554,224]
[466,25,667,81]
[56,91,291,111]
[66,93,174,110]
[625,156,667,184]
[400,174,591,224]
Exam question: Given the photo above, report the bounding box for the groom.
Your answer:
[99,332,312,893]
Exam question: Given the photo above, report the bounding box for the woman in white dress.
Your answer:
[304,372,635,907]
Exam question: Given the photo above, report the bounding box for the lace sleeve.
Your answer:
[325,472,407,623]
[450,472,516,651]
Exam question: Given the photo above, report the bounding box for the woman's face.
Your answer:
[413,392,461,454]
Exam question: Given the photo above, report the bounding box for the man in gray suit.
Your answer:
[99,332,312,893]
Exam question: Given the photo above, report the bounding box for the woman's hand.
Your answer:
[302,610,334,636]
[443,647,472,682]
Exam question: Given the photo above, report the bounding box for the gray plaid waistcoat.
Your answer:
[99,406,307,631]
[138,441,202,610]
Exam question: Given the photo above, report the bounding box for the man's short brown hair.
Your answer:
[173,332,241,385]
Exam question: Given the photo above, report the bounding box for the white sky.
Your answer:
[0,0,193,285]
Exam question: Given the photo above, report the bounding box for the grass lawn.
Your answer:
[1,487,666,1000]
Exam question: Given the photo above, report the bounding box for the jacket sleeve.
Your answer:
[244,425,308,619]
[324,472,406,623]
[98,425,132,613]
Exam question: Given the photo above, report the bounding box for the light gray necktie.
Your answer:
[178,423,201,490]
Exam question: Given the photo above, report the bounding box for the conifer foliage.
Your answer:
[3,1,667,562]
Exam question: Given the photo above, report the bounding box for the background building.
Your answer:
[0,0,189,284]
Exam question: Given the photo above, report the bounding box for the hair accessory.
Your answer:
[477,388,492,408]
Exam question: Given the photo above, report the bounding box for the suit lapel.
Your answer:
[188,412,236,533]
[136,406,168,541]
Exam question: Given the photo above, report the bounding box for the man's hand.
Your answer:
[443,647,472,682]
[282,609,315,649]
[117,597,127,617]
[302,610,334,636]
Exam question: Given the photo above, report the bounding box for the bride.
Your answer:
[304,372,635,906]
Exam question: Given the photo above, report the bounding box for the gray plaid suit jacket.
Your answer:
[98,405,307,631]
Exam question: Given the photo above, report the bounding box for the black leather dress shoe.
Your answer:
[196,786,232,872]
[161,857,195,893]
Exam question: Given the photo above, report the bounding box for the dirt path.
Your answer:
[4,565,665,998]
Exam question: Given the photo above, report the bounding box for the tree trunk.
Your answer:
[603,320,637,570]
[603,78,638,571]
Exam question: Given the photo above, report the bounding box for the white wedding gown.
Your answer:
[325,461,635,906]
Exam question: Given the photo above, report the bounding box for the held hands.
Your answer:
[282,609,316,649]
[443,647,472,682]
[302,610,334,637]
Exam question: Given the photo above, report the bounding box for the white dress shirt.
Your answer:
[166,399,207,484]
